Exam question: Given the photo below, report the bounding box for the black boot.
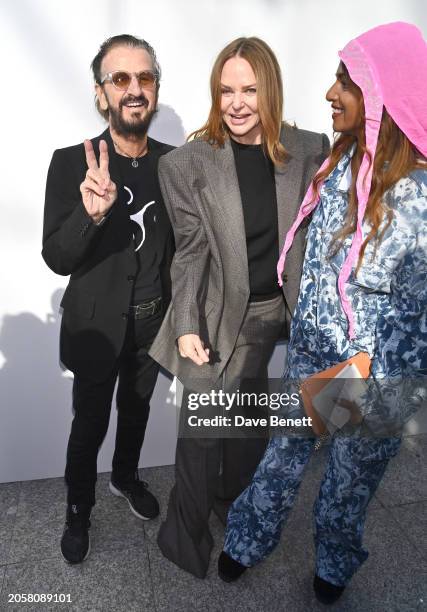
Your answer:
[60,504,91,564]
[313,575,345,604]
[218,551,247,582]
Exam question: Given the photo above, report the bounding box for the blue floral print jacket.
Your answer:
[286,150,427,431]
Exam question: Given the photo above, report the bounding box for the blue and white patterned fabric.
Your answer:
[224,152,427,586]
[287,149,427,382]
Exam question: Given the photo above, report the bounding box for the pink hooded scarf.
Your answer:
[277,22,427,339]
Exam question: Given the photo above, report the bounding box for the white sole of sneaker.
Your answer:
[108,481,151,520]
[61,534,91,564]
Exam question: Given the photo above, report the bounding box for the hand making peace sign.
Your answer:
[80,139,117,224]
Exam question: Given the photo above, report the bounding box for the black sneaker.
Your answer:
[218,551,247,582]
[60,504,91,564]
[109,471,159,520]
[313,575,345,604]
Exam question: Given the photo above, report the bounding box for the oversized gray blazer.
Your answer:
[149,124,329,389]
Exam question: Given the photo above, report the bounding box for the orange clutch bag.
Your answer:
[299,352,372,436]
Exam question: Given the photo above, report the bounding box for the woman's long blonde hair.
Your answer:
[189,37,288,166]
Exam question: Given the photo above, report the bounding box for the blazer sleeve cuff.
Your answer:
[175,325,200,341]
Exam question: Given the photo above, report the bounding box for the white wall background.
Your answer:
[0,0,425,483]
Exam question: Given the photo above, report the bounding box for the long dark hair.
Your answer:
[312,66,426,272]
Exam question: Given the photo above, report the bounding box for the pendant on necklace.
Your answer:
[132,159,139,168]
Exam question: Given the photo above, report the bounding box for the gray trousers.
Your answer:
[157,295,286,578]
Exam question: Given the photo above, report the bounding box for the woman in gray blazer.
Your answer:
[150,36,329,578]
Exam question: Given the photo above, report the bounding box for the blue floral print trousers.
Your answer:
[224,434,401,586]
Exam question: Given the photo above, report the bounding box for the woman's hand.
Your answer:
[334,397,363,425]
[178,334,210,366]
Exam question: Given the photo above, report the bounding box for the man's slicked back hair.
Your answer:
[91,34,161,120]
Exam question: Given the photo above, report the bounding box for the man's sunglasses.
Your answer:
[100,70,158,90]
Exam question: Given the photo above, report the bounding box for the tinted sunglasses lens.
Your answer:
[111,72,131,89]
[138,72,156,88]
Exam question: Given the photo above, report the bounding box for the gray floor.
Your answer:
[0,435,426,612]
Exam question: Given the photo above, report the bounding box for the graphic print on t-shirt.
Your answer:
[123,185,155,252]
[115,151,161,302]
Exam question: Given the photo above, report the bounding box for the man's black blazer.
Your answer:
[42,128,175,382]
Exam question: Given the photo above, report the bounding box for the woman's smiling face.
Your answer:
[326,62,364,135]
[220,56,262,145]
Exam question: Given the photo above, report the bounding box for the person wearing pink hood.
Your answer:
[217,22,427,604]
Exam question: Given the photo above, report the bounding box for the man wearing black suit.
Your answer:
[42,34,174,564]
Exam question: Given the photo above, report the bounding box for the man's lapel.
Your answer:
[99,128,122,190]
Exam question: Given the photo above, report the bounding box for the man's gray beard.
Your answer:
[108,105,157,138]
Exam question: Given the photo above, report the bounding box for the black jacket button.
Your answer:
[122,313,128,320]
[127,275,135,281]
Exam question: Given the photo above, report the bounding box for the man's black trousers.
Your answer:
[65,308,162,506]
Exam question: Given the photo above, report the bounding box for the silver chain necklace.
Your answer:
[113,139,147,168]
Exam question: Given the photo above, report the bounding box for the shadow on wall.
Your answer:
[0,287,179,484]
[0,289,73,483]
[149,103,187,146]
